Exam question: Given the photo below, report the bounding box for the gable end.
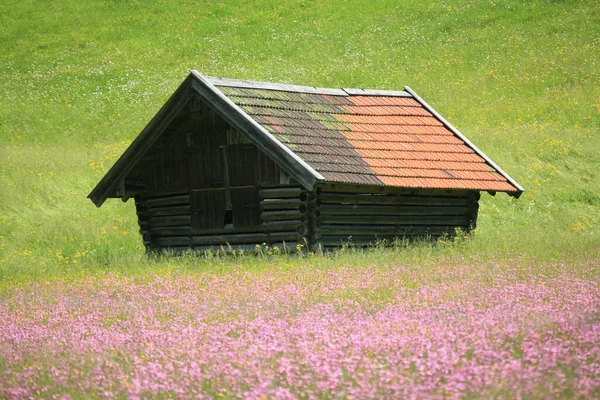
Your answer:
[189,71,323,190]
[88,75,194,207]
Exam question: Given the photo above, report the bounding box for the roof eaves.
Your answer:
[342,88,412,97]
[205,75,347,96]
[191,71,324,189]
[87,74,194,207]
[404,86,524,198]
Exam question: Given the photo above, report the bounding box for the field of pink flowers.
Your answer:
[1,254,599,399]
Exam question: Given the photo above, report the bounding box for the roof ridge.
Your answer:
[203,73,411,97]
[245,108,427,116]
[205,75,347,96]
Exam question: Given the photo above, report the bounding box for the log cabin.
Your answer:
[88,71,523,253]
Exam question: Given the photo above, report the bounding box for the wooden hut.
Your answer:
[89,71,523,252]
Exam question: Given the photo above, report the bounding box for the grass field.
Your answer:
[1,0,599,397]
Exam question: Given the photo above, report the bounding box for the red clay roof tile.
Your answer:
[216,85,519,193]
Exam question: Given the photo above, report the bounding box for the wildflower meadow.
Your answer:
[1,0,599,398]
[2,254,599,398]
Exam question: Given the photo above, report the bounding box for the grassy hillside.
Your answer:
[0,0,598,282]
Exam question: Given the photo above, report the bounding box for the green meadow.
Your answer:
[0,0,598,285]
[1,1,600,397]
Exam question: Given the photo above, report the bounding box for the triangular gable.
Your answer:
[189,72,324,188]
[89,74,194,207]
[88,72,324,206]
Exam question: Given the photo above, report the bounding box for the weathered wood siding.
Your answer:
[134,183,480,254]
[129,97,308,253]
[311,184,479,251]
[136,185,310,253]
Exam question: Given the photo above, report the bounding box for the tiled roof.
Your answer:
[211,79,520,193]
[88,72,523,207]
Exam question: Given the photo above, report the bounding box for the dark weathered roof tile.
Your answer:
[210,79,520,193]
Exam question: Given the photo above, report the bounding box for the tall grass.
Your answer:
[0,0,598,284]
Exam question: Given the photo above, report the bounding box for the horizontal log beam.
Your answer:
[259,199,321,213]
[142,194,190,208]
[157,242,300,254]
[320,239,435,249]
[190,232,297,246]
[260,209,304,222]
[139,215,192,229]
[319,204,469,216]
[190,185,256,192]
[154,231,299,247]
[320,225,461,236]
[148,226,194,236]
[154,236,191,247]
[142,205,191,217]
[319,235,439,246]
[261,220,305,232]
[320,215,470,226]
[319,193,471,206]
[259,187,306,200]
[317,183,476,197]
[149,220,306,237]
[260,198,305,210]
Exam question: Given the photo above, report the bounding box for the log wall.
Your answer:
[311,184,480,251]
[135,185,480,254]
[135,185,310,253]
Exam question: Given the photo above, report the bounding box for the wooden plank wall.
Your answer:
[135,185,310,253]
[311,185,480,251]
[134,186,479,254]
[128,99,233,195]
